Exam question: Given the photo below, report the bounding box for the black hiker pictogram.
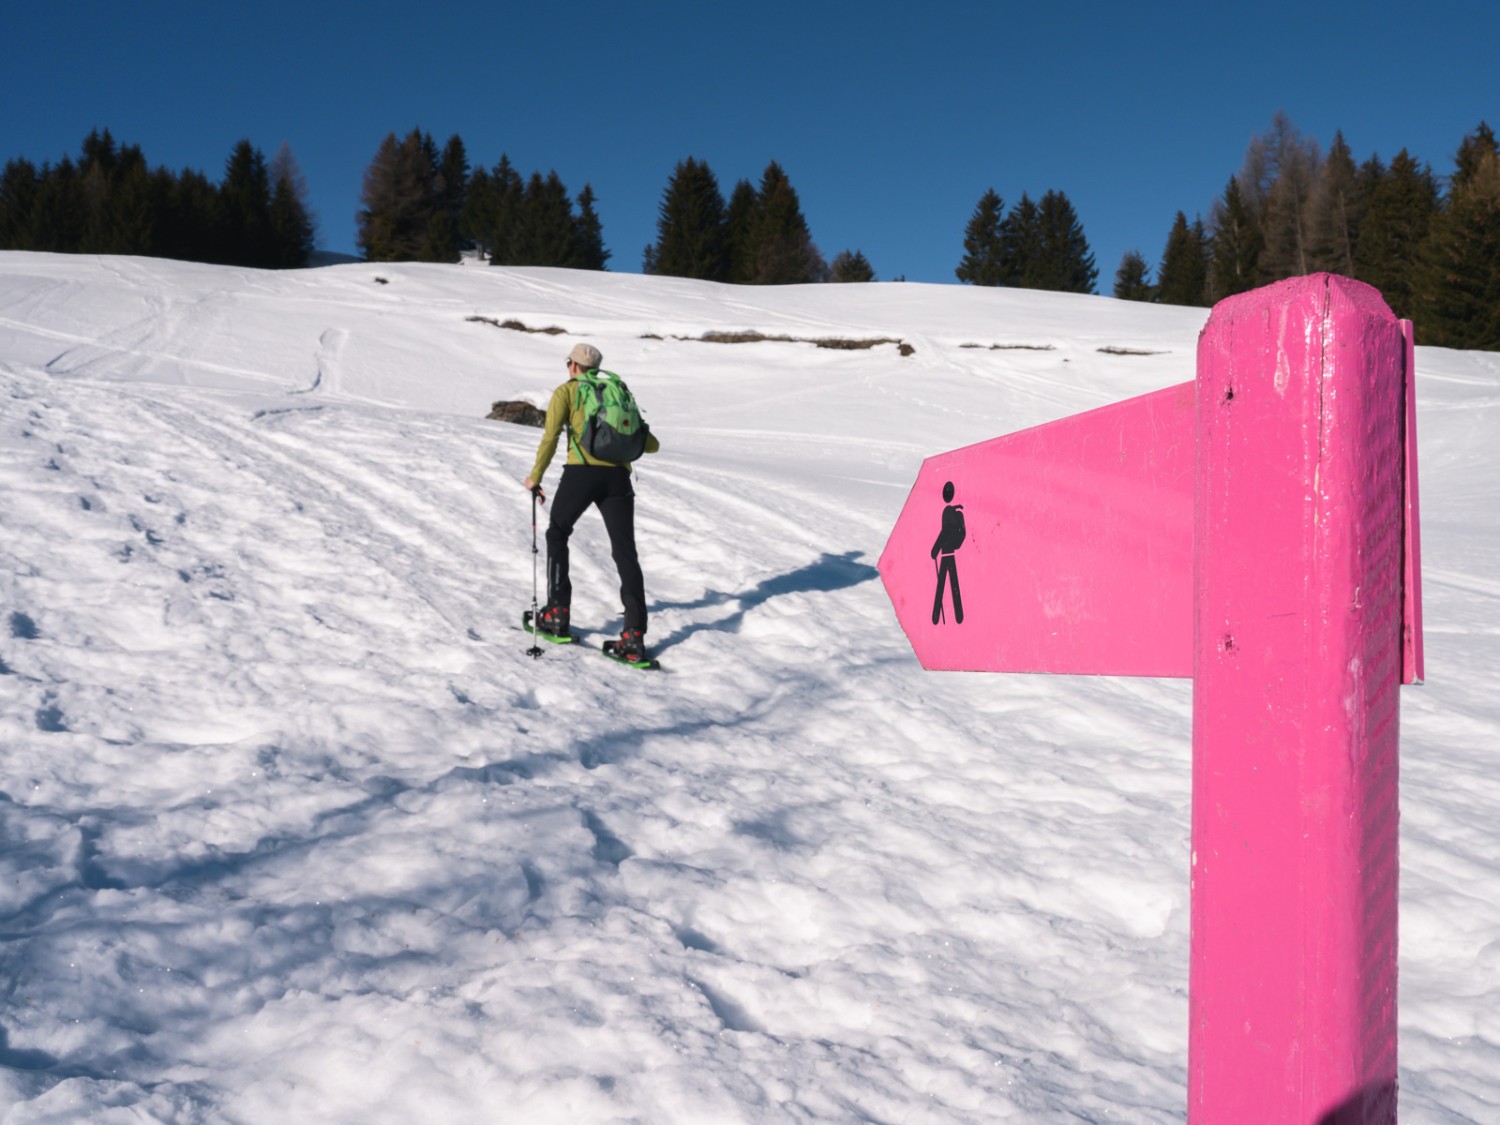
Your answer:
[931,480,965,624]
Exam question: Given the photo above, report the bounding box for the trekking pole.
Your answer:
[935,556,945,624]
[527,486,543,659]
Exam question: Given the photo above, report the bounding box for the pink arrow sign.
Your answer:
[877,381,1197,677]
[881,274,1423,1123]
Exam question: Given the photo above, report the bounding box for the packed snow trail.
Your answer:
[1,254,1498,1121]
[0,366,1194,1121]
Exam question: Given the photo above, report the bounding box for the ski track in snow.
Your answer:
[0,254,1498,1122]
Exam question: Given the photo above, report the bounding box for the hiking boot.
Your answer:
[616,627,647,663]
[534,603,570,638]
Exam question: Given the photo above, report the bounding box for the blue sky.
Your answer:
[5,0,1496,286]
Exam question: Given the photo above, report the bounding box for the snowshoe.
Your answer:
[602,628,659,670]
[523,605,574,644]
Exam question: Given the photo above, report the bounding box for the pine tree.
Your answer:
[955,188,1006,285]
[158,168,221,263]
[998,193,1041,286]
[1238,111,1319,221]
[830,249,876,282]
[1226,111,1323,286]
[648,157,728,279]
[1032,189,1097,293]
[1451,121,1498,194]
[407,134,468,264]
[178,168,225,264]
[751,161,824,284]
[1305,131,1361,276]
[460,165,495,257]
[356,129,442,262]
[0,158,39,249]
[78,128,120,252]
[61,130,154,256]
[484,155,526,266]
[513,171,577,266]
[1209,176,1263,299]
[723,179,760,284]
[1355,148,1438,318]
[29,158,88,252]
[1114,250,1155,301]
[268,143,316,267]
[80,128,119,178]
[1358,154,1388,207]
[1237,121,1276,219]
[1349,153,1390,274]
[438,135,469,230]
[220,140,276,267]
[1157,212,1211,306]
[357,132,407,261]
[1256,122,1323,282]
[572,184,610,271]
[103,144,155,256]
[142,166,179,257]
[1418,136,1500,350]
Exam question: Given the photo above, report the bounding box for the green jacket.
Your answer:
[527,377,661,483]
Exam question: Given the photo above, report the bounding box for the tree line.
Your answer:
[0,129,315,269]
[355,129,608,269]
[355,137,877,283]
[642,156,874,284]
[4,118,1496,349]
[1113,113,1498,350]
[955,188,1098,293]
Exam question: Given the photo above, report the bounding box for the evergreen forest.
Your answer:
[1108,113,1498,350]
[354,130,608,270]
[641,157,842,284]
[0,130,315,269]
[2,114,1496,349]
[955,188,1098,293]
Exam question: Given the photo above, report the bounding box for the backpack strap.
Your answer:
[566,369,598,463]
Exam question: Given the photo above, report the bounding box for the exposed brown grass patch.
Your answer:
[960,342,1056,351]
[658,330,913,354]
[468,316,568,335]
[467,318,917,355]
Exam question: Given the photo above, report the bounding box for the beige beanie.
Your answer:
[568,343,603,369]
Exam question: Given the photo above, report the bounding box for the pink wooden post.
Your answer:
[1190,275,1404,1122]
[878,274,1420,1122]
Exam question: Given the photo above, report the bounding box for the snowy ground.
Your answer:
[1,253,1496,1122]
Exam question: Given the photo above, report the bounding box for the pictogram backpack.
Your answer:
[569,369,651,463]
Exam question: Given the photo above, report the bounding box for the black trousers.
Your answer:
[546,464,647,632]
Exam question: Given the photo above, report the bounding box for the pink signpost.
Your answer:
[879,275,1422,1122]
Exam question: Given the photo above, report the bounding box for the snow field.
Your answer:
[1,253,1497,1121]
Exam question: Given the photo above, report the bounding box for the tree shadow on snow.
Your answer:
[647,550,879,655]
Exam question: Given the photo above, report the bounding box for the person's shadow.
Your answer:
[648,550,879,652]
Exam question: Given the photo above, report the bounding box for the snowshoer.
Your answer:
[523,342,661,663]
